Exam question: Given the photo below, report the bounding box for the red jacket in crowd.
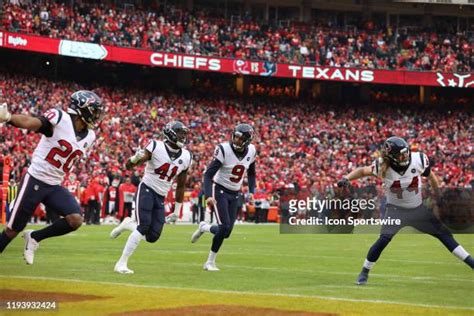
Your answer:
[118,182,137,218]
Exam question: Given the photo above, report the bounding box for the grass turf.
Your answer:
[0,224,473,315]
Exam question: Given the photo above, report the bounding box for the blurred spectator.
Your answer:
[1,1,472,72]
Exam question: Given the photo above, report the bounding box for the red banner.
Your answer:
[1,31,473,88]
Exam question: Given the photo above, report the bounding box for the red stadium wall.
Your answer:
[0,31,473,88]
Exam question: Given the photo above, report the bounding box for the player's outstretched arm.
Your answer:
[125,148,151,170]
[338,166,373,187]
[0,103,43,132]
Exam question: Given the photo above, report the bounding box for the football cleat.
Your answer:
[166,213,178,224]
[191,221,207,243]
[114,262,134,274]
[356,268,370,285]
[23,230,39,265]
[203,262,220,271]
[110,217,137,239]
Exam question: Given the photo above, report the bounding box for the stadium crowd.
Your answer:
[0,73,472,200]
[1,1,472,72]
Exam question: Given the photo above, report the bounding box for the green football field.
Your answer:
[0,224,473,315]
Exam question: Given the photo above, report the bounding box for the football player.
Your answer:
[338,136,474,285]
[0,90,103,264]
[112,121,192,274]
[191,123,257,271]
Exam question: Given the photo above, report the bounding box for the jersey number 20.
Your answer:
[45,140,83,173]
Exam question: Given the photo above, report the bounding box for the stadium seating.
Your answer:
[0,73,471,197]
[1,1,472,72]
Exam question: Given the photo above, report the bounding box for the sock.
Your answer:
[31,218,74,242]
[363,259,375,270]
[209,225,219,234]
[464,256,474,269]
[0,230,13,253]
[207,250,217,264]
[118,230,144,265]
[451,245,474,268]
[452,245,469,261]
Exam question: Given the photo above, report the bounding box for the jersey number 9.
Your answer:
[230,165,245,183]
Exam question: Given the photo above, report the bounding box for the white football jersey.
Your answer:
[372,152,430,208]
[142,140,192,196]
[28,109,96,185]
[213,142,257,191]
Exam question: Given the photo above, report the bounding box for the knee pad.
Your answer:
[145,231,161,243]
[216,225,231,238]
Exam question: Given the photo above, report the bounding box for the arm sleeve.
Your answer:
[204,159,222,198]
[371,158,382,177]
[213,145,225,163]
[248,162,256,194]
[37,108,62,137]
[184,152,193,172]
[36,116,54,137]
[145,140,156,153]
[421,153,431,177]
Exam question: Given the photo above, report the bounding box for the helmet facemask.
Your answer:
[232,124,254,152]
[164,121,189,148]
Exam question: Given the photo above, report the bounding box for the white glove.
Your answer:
[130,148,146,164]
[0,103,12,123]
[166,213,178,224]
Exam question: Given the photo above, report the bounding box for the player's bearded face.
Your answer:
[396,149,410,166]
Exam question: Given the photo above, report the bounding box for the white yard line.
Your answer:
[1,275,473,311]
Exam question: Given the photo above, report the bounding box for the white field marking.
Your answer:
[58,244,463,267]
[1,275,473,311]
[10,253,470,285]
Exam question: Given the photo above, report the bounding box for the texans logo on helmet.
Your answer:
[384,142,392,153]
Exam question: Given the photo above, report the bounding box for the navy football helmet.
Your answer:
[68,90,104,129]
[383,136,411,168]
[232,123,254,152]
[164,121,188,148]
